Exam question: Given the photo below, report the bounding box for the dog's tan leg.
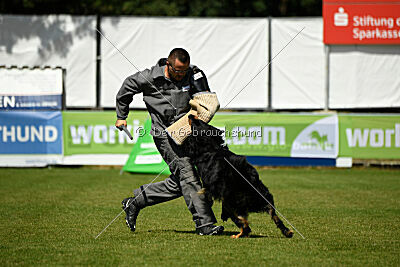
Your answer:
[231,216,251,239]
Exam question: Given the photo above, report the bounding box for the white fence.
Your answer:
[0,15,399,109]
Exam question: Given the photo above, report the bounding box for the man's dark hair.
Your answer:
[168,48,190,64]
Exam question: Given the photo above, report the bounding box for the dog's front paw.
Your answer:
[231,233,249,239]
[231,226,251,239]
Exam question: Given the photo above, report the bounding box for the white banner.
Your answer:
[0,68,63,110]
[271,18,326,109]
[0,68,62,95]
[100,17,269,109]
[329,45,400,108]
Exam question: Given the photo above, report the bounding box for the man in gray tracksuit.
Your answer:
[115,48,224,235]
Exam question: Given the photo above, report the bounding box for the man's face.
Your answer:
[167,59,189,81]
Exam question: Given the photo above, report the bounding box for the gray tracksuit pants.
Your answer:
[132,136,217,228]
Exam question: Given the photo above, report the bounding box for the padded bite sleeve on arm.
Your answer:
[191,92,220,123]
[166,109,198,145]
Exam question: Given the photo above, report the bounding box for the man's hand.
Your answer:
[115,119,133,140]
[115,119,127,129]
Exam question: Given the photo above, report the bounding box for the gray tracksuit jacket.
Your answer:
[116,58,211,136]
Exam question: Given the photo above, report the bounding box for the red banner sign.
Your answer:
[323,1,400,44]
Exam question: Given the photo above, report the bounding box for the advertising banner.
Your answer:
[323,0,400,44]
[62,111,148,155]
[63,111,400,161]
[338,114,400,159]
[0,68,63,110]
[0,111,63,154]
[62,111,339,159]
[211,113,339,158]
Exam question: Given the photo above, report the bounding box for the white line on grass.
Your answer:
[94,159,176,239]
[223,157,305,239]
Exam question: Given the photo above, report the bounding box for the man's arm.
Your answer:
[115,70,150,127]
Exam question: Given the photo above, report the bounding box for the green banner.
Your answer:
[62,111,400,160]
[62,111,339,158]
[62,111,148,155]
[338,114,400,159]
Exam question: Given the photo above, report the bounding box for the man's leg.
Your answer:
[125,136,221,234]
[132,174,182,208]
[123,174,183,232]
[153,136,218,229]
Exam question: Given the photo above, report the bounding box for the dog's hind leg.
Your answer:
[231,216,251,239]
[267,204,293,238]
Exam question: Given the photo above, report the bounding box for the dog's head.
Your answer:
[183,115,225,156]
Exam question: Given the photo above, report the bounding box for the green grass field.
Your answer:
[0,167,399,266]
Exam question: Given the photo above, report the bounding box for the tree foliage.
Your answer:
[1,0,322,17]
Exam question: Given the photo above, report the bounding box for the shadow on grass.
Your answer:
[169,230,284,239]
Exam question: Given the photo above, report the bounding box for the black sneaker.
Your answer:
[121,197,140,232]
[196,225,224,236]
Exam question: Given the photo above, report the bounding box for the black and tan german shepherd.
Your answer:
[183,115,293,238]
